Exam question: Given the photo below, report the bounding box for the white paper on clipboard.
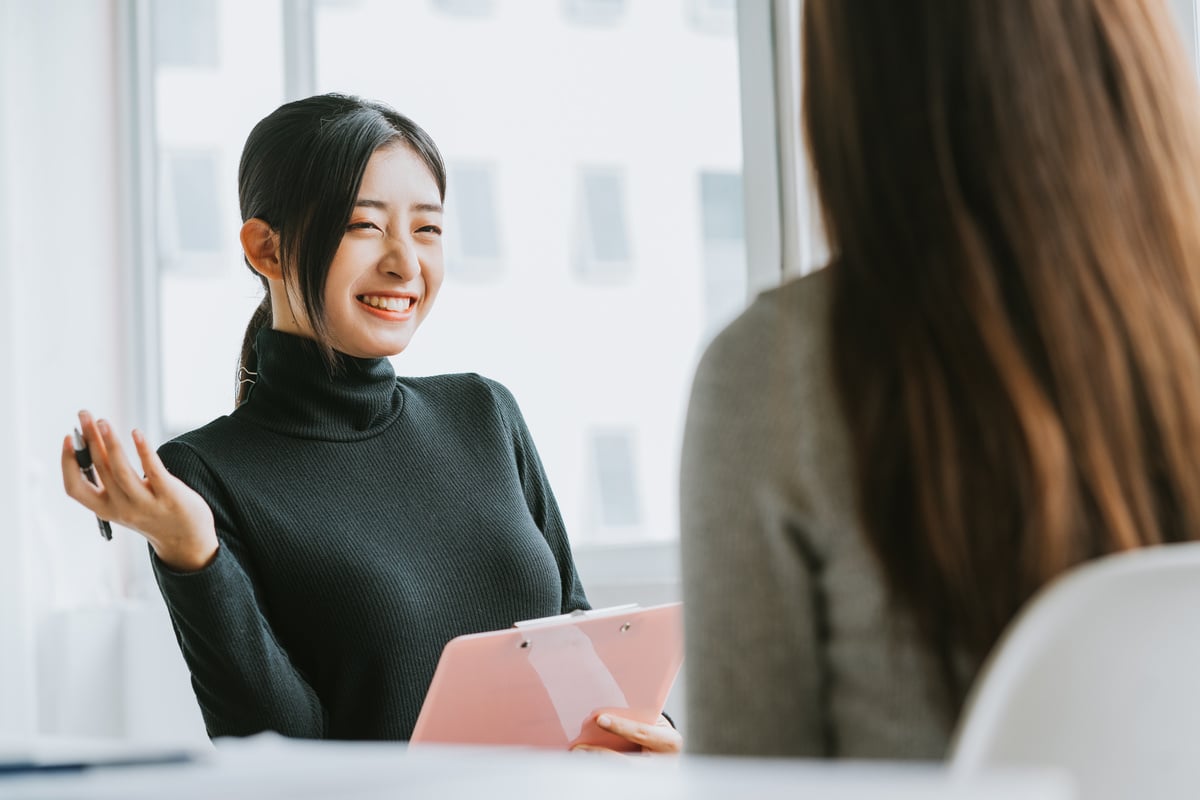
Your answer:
[409,602,683,751]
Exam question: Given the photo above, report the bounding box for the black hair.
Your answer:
[234,92,447,406]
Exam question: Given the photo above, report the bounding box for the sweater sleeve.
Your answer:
[680,299,830,757]
[151,439,327,739]
[486,379,590,613]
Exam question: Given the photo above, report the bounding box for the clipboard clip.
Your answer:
[512,603,640,629]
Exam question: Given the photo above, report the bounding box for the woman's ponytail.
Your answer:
[235,295,272,407]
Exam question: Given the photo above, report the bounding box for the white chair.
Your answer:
[949,541,1200,800]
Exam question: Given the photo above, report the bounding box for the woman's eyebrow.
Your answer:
[354,198,443,214]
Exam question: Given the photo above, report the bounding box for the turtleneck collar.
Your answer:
[233,328,405,441]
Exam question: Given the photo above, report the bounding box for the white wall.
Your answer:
[0,0,36,740]
[0,0,141,737]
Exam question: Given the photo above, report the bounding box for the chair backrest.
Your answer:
[949,541,1200,800]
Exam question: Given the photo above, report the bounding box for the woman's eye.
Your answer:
[347,221,382,232]
[417,225,443,236]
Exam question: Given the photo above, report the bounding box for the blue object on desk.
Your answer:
[0,739,201,777]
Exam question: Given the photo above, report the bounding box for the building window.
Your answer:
[687,0,737,37]
[563,0,626,27]
[698,170,747,336]
[431,0,493,18]
[700,171,744,242]
[158,150,225,273]
[574,167,632,283]
[153,0,219,69]
[446,163,503,281]
[589,429,642,529]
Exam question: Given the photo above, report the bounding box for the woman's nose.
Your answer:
[381,235,420,281]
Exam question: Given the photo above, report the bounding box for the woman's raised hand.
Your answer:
[61,410,219,572]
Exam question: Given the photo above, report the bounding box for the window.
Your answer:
[699,171,743,243]
[431,0,493,17]
[588,429,642,530]
[563,0,626,27]
[573,167,632,283]
[698,170,747,335]
[153,0,219,69]
[687,0,737,36]
[158,150,224,272]
[445,162,503,281]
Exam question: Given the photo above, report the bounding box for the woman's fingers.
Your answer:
[61,434,102,508]
[131,429,170,493]
[61,415,219,564]
[75,410,110,467]
[594,713,682,754]
[95,417,150,502]
[569,744,624,756]
[68,411,156,516]
[74,411,119,500]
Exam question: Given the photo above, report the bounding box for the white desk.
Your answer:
[0,734,1075,800]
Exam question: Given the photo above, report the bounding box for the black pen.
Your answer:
[72,427,113,541]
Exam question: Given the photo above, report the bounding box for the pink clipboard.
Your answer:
[409,602,683,751]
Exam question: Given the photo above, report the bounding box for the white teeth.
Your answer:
[359,295,412,312]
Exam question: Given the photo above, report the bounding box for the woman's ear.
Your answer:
[240,218,282,280]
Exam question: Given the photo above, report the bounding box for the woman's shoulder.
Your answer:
[699,267,832,380]
[397,372,523,420]
[688,266,845,495]
[397,371,511,401]
[157,415,243,470]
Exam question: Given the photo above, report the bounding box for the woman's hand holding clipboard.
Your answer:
[409,603,684,753]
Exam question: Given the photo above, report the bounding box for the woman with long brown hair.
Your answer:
[681,0,1200,758]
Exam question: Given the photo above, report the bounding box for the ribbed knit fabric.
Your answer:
[151,328,589,741]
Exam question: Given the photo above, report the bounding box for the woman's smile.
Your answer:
[356,293,417,320]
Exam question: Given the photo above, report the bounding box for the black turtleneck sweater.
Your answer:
[151,328,590,741]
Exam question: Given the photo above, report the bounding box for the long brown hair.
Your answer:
[804,0,1200,706]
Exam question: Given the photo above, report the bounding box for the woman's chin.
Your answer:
[336,335,413,360]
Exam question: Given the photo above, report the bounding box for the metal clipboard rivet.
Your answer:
[520,639,531,650]
[620,622,631,633]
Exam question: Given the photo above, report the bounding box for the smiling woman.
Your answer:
[240,145,445,365]
[230,96,449,406]
[59,93,680,752]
